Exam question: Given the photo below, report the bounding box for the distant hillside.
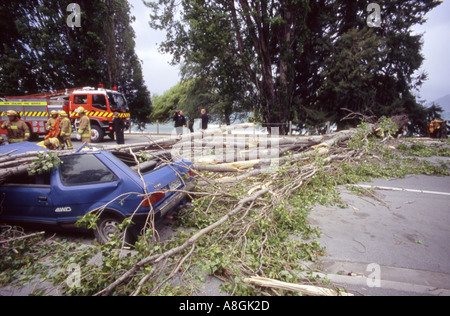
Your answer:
[432,94,450,120]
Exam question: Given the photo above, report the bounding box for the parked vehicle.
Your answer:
[0,142,195,244]
[0,85,131,143]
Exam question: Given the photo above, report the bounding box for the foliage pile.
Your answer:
[0,121,449,296]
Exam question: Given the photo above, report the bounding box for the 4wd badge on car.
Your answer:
[55,207,72,213]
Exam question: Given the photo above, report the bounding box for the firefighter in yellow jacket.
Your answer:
[1,110,31,143]
[46,110,59,131]
[76,107,91,143]
[37,137,60,150]
[59,111,73,150]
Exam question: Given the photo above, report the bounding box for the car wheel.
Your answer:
[94,215,134,245]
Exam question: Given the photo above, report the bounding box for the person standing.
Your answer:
[173,110,186,136]
[201,109,209,131]
[59,111,73,150]
[1,110,30,143]
[112,112,125,145]
[77,106,91,143]
[46,110,59,132]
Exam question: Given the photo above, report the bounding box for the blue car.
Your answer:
[0,142,195,244]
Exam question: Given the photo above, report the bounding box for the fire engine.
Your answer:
[0,85,130,143]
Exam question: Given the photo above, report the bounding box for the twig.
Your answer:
[244,276,354,296]
[0,231,45,244]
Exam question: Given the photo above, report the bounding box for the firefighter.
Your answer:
[76,106,91,143]
[37,137,60,150]
[59,111,73,150]
[46,110,59,131]
[45,111,61,140]
[428,119,448,139]
[1,110,30,143]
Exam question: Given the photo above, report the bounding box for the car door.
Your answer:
[0,173,55,225]
[50,153,122,224]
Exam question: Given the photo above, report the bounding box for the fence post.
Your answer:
[156,120,160,134]
[289,121,292,136]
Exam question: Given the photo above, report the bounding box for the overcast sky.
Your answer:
[130,0,450,103]
[412,0,450,103]
[130,0,180,97]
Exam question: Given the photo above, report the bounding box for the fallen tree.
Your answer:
[5,115,444,296]
[0,118,391,183]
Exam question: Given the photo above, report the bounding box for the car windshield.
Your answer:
[107,92,128,112]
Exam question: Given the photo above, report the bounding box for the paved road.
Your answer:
[308,175,450,296]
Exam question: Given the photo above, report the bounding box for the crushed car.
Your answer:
[0,142,195,244]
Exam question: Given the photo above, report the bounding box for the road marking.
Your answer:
[353,184,450,197]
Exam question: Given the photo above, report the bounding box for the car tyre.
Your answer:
[94,214,135,245]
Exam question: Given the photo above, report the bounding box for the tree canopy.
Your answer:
[145,0,442,134]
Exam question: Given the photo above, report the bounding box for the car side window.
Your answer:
[59,154,118,186]
[4,173,51,186]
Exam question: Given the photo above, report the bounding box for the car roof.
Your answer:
[0,142,48,156]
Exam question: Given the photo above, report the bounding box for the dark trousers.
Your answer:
[115,130,125,144]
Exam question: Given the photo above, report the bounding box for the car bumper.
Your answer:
[132,180,195,226]
[157,181,195,218]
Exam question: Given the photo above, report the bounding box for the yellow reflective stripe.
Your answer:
[0,102,47,106]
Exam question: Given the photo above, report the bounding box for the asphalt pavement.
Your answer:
[308,174,450,296]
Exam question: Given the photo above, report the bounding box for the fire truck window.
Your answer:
[107,92,128,111]
[74,95,88,105]
[92,94,107,110]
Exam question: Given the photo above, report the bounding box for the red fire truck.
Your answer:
[0,85,130,143]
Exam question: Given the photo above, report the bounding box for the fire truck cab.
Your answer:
[0,85,130,143]
[70,86,130,142]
